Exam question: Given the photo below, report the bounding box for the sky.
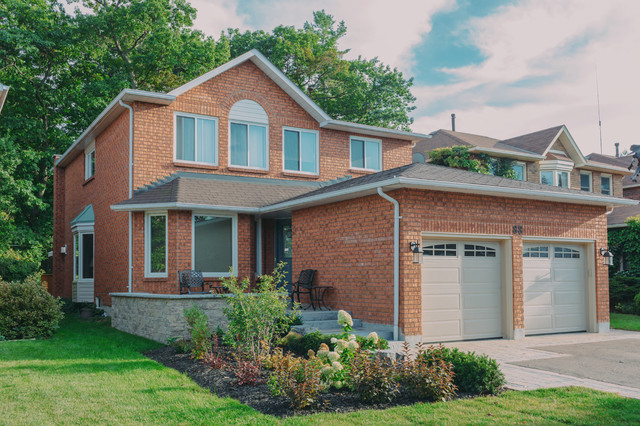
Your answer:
[192,0,639,156]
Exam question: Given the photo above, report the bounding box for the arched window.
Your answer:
[229,100,268,169]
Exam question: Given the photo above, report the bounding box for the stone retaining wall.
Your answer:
[110,292,228,343]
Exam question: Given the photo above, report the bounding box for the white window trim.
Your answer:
[173,111,219,166]
[580,170,593,192]
[191,212,238,278]
[601,173,612,195]
[73,230,95,282]
[282,126,320,175]
[349,136,382,172]
[228,120,269,171]
[84,141,95,180]
[513,161,527,181]
[145,212,168,278]
[540,170,570,188]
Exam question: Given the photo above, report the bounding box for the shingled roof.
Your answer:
[608,204,640,228]
[498,125,564,155]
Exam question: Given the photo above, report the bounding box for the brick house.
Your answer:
[53,50,634,342]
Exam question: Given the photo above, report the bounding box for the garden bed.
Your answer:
[145,345,476,418]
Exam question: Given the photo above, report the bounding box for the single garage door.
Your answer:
[523,243,587,335]
[422,241,502,342]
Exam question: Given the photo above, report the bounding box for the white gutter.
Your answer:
[377,187,400,341]
[320,119,430,141]
[119,100,134,293]
[112,202,261,213]
[468,146,545,161]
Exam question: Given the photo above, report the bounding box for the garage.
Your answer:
[421,240,503,342]
[523,243,587,335]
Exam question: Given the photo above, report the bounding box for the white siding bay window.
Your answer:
[71,204,95,302]
[175,113,218,165]
[192,214,237,277]
[539,160,572,188]
[283,127,319,174]
[350,136,382,171]
[229,100,269,170]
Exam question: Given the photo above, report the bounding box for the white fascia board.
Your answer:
[544,126,587,166]
[169,49,331,123]
[608,223,628,229]
[468,146,545,161]
[581,161,632,174]
[623,183,640,189]
[320,119,430,141]
[111,202,259,214]
[55,89,175,168]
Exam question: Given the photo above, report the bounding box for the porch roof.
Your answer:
[71,204,94,225]
[111,172,321,212]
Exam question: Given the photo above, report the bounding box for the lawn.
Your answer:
[1,317,640,425]
[611,312,640,331]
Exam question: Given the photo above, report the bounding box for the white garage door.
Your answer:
[422,241,502,342]
[523,243,587,335]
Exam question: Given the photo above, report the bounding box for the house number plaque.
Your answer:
[512,225,523,234]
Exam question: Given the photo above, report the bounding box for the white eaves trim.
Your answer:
[111,202,260,214]
[55,89,175,168]
[468,146,545,161]
[607,223,628,229]
[543,125,588,166]
[581,161,632,174]
[320,119,430,142]
[169,49,331,123]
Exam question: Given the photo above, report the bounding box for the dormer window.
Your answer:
[229,100,268,170]
[85,143,95,180]
[539,159,572,188]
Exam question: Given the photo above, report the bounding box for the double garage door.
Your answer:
[422,240,588,342]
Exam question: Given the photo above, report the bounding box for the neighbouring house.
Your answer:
[52,50,635,343]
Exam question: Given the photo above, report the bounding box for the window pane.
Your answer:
[248,125,266,168]
[541,171,553,185]
[365,141,381,170]
[74,234,79,281]
[230,123,248,166]
[149,216,166,273]
[197,118,216,164]
[580,173,591,191]
[284,130,299,171]
[82,233,94,279]
[194,216,233,273]
[601,176,611,195]
[513,164,524,181]
[89,151,95,177]
[351,139,364,168]
[176,116,195,161]
[557,172,568,188]
[300,132,317,173]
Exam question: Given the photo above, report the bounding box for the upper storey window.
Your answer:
[283,127,319,174]
[175,113,218,165]
[350,136,381,171]
[601,174,611,195]
[229,100,268,170]
[85,144,95,180]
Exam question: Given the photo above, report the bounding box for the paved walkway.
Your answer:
[389,330,640,399]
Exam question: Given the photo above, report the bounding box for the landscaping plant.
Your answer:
[0,273,64,340]
[183,304,211,359]
[221,263,298,362]
[398,343,457,402]
[202,335,225,369]
[351,352,399,404]
[267,348,326,409]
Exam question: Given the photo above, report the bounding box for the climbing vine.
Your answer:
[608,216,640,276]
[427,146,517,179]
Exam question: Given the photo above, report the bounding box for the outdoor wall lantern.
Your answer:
[600,248,614,266]
[410,241,423,264]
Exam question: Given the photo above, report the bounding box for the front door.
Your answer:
[275,219,293,291]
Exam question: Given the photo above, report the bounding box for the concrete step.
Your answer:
[298,310,349,322]
[320,327,394,341]
[300,318,362,329]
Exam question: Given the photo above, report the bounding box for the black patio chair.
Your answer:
[290,269,316,307]
[178,269,208,294]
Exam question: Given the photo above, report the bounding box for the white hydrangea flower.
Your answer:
[337,310,353,327]
[348,334,356,341]
[347,340,360,351]
[327,351,340,362]
[332,361,344,371]
[335,339,347,352]
[367,332,379,344]
[317,349,329,359]
[321,366,334,376]
[334,380,344,389]
[330,337,338,344]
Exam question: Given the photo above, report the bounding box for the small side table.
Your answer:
[310,286,333,310]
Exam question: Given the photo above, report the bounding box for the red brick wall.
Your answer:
[623,185,640,200]
[293,189,609,337]
[52,111,131,305]
[131,61,412,190]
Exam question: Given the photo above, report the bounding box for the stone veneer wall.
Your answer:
[111,293,228,343]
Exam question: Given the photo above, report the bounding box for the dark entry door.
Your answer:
[275,219,293,291]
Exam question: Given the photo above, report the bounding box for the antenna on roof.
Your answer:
[596,65,603,154]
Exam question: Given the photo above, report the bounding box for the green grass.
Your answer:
[1,317,639,425]
[611,312,640,331]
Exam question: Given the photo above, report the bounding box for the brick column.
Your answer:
[511,235,525,339]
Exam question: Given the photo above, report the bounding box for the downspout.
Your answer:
[119,100,134,292]
[377,187,400,341]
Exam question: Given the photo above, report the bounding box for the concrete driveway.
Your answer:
[444,330,640,399]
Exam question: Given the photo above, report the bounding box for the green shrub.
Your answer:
[267,348,326,409]
[0,273,64,340]
[351,352,399,403]
[222,263,298,361]
[167,337,192,354]
[422,346,505,395]
[281,330,389,358]
[634,293,640,313]
[610,276,640,313]
[183,304,210,359]
[0,247,42,283]
[398,343,457,402]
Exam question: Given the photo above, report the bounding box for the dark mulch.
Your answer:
[144,345,470,418]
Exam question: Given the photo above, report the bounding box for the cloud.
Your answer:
[190,0,251,37]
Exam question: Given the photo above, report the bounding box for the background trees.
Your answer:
[0,1,416,280]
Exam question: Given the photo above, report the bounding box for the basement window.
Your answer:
[423,243,457,256]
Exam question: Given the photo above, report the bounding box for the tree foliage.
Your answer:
[608,216,640,276]
[427,146,516,179]
[0,2,416,281]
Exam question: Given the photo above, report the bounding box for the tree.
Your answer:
[427,146,516,178]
